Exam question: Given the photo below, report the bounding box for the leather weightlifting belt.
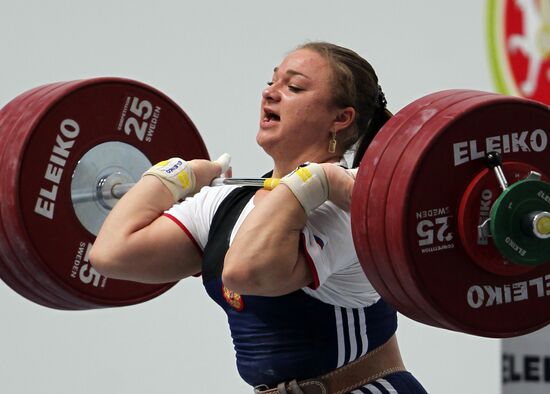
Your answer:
[253,335,406,394]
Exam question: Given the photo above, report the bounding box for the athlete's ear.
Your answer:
[332,107,355,132]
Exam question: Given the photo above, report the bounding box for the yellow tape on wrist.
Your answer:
[280,163,328,214]
[143,158,196,202]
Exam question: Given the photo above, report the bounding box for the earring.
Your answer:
[328,130,337,153]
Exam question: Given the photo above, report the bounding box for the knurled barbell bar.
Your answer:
[1,77,549,338]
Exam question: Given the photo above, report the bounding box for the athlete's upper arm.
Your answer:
[300,202,357,287]
[91,183,235,284]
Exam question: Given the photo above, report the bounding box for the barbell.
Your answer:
[0,78,549,338]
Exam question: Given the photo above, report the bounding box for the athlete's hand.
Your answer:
[190,153,231,192]
[319,163,357,212]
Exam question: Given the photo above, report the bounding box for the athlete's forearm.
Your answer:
[223,186,312,296]
[90,176,199,282]
[91,157,227,282]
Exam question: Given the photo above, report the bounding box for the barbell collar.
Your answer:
[526,211,550,239]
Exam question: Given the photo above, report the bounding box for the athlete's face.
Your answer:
[256,49,340,167]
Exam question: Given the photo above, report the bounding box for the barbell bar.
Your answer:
[70,178,273,205]
[72,169,550,244]
[1,77,550,338]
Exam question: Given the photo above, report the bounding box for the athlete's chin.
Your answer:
[256,130,278,152]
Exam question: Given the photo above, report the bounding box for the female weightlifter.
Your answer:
[90,42,428,394]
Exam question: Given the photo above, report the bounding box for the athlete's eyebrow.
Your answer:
[273,67,311,79]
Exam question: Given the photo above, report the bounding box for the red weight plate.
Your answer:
[352,92,440,322]
[353,90,470,326]
[458,162,548,276]
[387,94,550,337]
[1,82,104,309]
[381,92,501,327]
[1,78,209,309]
[5,82,112,309]
[1,79,206,308]
[370,91,497,327]
[384,94,514,333]
[375,93,499,330]
[3,83,109,309]
[0,82,83,309]
[0,84,63,307]
[361,91,495,329]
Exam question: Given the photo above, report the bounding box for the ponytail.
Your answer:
[352,108,392,168]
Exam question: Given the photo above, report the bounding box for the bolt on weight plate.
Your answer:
[0,78,209,309]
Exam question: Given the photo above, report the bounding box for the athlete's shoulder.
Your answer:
[187,184,239,207]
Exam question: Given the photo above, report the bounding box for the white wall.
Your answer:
[0,1,500,393]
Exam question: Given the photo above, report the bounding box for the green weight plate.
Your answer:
[490,178,550,265]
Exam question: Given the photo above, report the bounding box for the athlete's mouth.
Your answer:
[263,108,281,122]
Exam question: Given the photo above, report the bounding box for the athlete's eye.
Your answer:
[288,85,303,93]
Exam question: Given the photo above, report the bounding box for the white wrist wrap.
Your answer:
[143,158,196,202]
[281,163,329,214]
